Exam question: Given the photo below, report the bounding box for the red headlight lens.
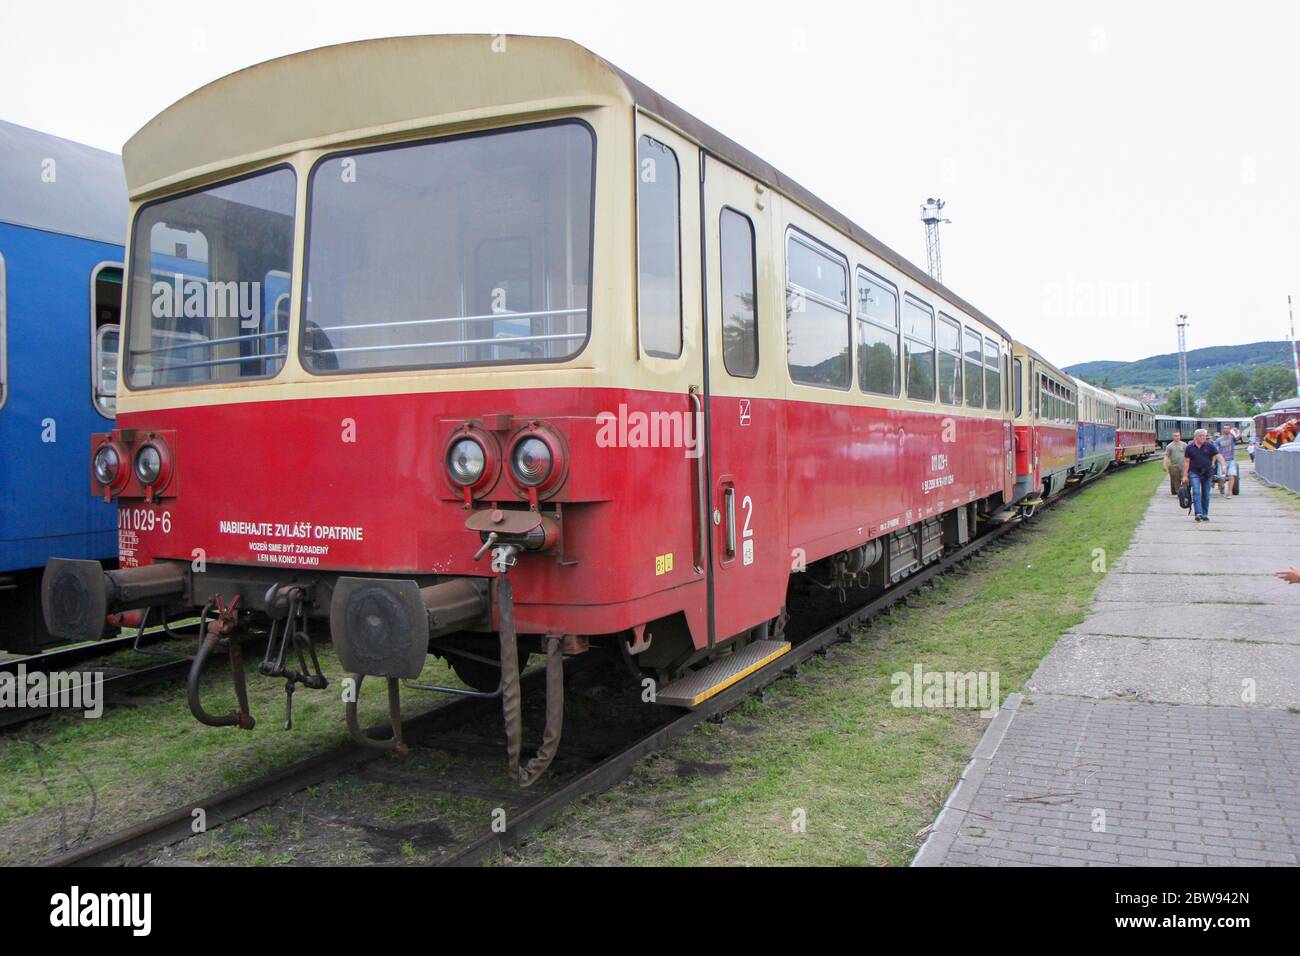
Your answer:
[511,437,553,487]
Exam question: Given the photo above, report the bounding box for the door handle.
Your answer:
[689,386,706,574]
[723,486,737,558]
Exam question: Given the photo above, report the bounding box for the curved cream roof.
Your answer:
[124,33,1011,342]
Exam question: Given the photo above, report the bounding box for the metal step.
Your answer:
[655,639,792,708]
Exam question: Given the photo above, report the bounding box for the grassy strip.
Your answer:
[505,462,1161,866]
[0,644,467,865]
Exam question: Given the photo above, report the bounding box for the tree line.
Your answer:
[1157,365,1296,416]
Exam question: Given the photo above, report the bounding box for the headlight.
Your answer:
[93,445,120,485]
[511,436,553,487]
[134,444,163,485]
[447,438,486,486]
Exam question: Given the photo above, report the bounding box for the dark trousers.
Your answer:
[1168,465,1184,494]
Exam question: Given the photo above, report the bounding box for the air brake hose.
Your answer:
[497,573,564,787]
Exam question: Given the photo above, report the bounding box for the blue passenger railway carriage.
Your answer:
[0,120,125,652]
[1071,376,1116,482]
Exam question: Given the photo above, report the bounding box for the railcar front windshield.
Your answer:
[301,121,594,374]
[124,167,296,389]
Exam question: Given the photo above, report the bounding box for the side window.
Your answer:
[92,263,123,417]
[637,135,682,358]
[856,270,899,396]
[786,231,850,389]
[984,338,1001,410]
[719,208,758,377]
[937,315,962,406]
[1003,351,1010,411]
[963,328,984,408]
[903,297,936,401]
[1013,357,1022,418]
[0,251,6,411]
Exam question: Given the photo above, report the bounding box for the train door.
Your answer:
[701,156,788,645]
[633,115,710,649]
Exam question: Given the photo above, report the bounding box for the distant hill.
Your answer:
[1066,341,1293,391]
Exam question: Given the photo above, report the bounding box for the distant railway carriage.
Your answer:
[40,36,1143,777]
[1114,395,1156,462]
[0,120,124,652]
[1155,414,1195,446]
[1012,342,1076,504]
[1255,398,1300,437]
[1071,377,1116,482]
[1157,414,1252,447]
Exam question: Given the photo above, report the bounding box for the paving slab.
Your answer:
[1093,572,1281,604]
[1027,635,1300,707]
[1066,602,1300,642]
[917,465,1300,867]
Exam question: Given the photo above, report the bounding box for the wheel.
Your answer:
[448,647,530,692]
[1231,475,1240,496]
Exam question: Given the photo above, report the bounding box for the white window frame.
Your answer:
[90,261,123,418]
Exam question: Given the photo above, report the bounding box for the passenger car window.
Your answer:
[964,328,983,408]
[303,124,593,374]
[937,314,962,406]
[128,167,296,388]
[92,263,122,416]
[638,135,682,359]
[856,271,899,396]
[786,232,849,389]
[984,338,1002,411]
[903,296,935,402]
[720,208,758,377]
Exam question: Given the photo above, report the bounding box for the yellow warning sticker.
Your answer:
[655,553,674,576]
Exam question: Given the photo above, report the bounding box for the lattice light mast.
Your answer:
[1289,296,1300,398]
[1176,314,1190,415]
[920,198,949,283]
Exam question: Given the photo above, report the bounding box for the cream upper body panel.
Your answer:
[117,34,1025,418]
[123,35,634,198]
[1013,339,1074,427]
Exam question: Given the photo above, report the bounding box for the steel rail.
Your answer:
[40,671,546,867]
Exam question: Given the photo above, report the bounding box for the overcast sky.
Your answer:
[2,0,1295,366]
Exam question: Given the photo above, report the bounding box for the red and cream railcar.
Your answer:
[1011,342,1077,505]
[43,35,1021,770]
[1114,395,1156,462]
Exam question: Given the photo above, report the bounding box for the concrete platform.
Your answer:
[916,463,1300,867]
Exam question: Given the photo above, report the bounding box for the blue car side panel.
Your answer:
[0,221,118,573]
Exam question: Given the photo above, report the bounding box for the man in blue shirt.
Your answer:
[1214,426,1239,496]
[1182,428,1225,521]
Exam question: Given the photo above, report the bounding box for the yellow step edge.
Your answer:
[663,641,792,708]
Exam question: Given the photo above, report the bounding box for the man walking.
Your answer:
[1214,425,1239,496]
[1163,429,1186,495]
[1182,428,1225,522]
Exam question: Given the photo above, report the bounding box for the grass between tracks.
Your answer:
[504,461,1162,867]
[0,643,468,865]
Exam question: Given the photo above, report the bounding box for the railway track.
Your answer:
[0,629,197,731]
[37,465,1142,868]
